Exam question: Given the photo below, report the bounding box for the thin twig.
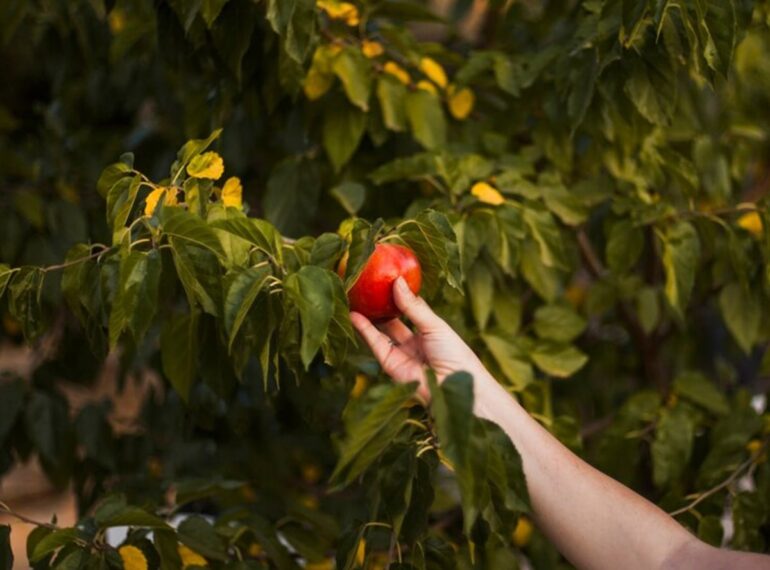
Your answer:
[0,502,58,529]
[40,245,111,273]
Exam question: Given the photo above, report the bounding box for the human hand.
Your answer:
[350,277,489,403]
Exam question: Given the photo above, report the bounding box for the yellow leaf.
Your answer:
[302,463,322,484]
[144,188,164,216]
[222,177,243,209]
[383,61,410,85]
[471,182,505,206]
[301,494,320,510]
[747,439,763,455]
[178,544,208,569]
[109,9,126,34]
[187,152,224,180]
[447,85,475,120]
[164,187,179,206]
[737,211,763,237]
[419,57,447,88]
[119,545,148,570]
[361,39,384,58]
[416,80,438,95]
[304,68,334,100]
[305,559,335,570]
[318,1,359,26]
[356,538,366,565]
[350,374,368,399]
[512,516,533,548]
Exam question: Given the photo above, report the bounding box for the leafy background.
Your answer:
[1,0,770,568]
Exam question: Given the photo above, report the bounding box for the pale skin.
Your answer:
[350,277,770,570]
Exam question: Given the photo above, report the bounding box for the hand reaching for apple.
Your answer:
[350,277,488,402]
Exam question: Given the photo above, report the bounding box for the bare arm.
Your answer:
[350,278,770,570]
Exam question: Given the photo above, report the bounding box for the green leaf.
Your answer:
[330,182,366,215]
[75,404,116,470]
[332,48,372,111]
[482,334,533,390]
[520,240,561,302]
[377,76,407,131]
[467,261,493,330]
[284,266,335,369]
[263,157,321,237]
[523,208,567,270]
[406,91,446,150]
[154,530,183,570]
[339,218,379,289]
[606,220,644,274]
[30,529,84,563]
[177,516,227,561]
[211,0,258,82]
[533,304,586,343]
[96,160,131,198]
[201,0,229,27]
[52,548,87,570]
[161,312,200,403]
[106,174,140,229]
[732,491,766,551]
[309,233,346,270]
[636,286,660,335]
[210,216,284,264]
[93,495,169,529]
[369,153,438,185]
[673,372,729,416]
[0,525,12,570]
[652,406,694,488]
[170,242,221,316]
[8,267,45,341]
[531,341,587,378]
[719,282,760,354]
[223,266,272,349]
[170,129,222,183]
[323,104,367,172]
[332,382,417,484]
[624,53,677,125]
[161,207,226,259]
[697,515,723,547]
[108,250,162,346]
[25,391,72,473]
[0,264,13,298]
[661,221,700,319]
[0,379,24,445]
[430,372,474,469]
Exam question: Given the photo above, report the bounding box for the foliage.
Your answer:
[2,0,770,567]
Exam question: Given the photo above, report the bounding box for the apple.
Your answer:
[338,243,422,322]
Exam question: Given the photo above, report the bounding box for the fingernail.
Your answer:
[394,277,409,295]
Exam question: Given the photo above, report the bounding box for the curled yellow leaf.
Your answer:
[737,211,763,237]
[108,9,126,34]
[187,151,224,180]
[512,516,534,548]
[144,187,178,216]
[471,181,505,206]
[119,545,148,570]
[318,1,359,26]
[222,177,243,209]
[350,373,368,399]
[383,61,410,85]
[361,39,384,58]
[178,544,208,569]
[356,538,366,565]
[247,542,263,558]
[419,57,447,88]
[447,85,475,120]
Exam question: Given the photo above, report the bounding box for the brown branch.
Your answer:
[0,502,58,529]
[40,245,112,273]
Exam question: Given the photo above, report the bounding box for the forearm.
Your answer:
[471,371,695,570]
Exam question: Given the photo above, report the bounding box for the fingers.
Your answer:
[350,312,398,365]
[378,318,414,345]
[393,277,444,333]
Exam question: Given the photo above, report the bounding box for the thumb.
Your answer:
[393,277,443,333]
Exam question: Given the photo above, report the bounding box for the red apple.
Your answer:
[338,243,422,322]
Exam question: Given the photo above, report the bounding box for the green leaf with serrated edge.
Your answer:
[331,382,417,484]
[52,548,86,570]
[673,372,729,416]
[161,311,200,402]
[108,250,161,347]
[532,304,586,343]
[406,90,446,150]
[332,48,372,111]
[330,182,366,215]
[531,341,587,378]
[523,207,567,270]
[0,525,11,570]
[169,129,222,183]
[96,159,131,198]
[396,210,461,296]
[652,406,694,488]
[8,267,45,341]
[223,265,271,349]
[284,266,335,369]
[339,217,380,290]
[161,207,226,259]
[177,516,227,561]
[467,261,493,330]
[210,216,284,264]
[323,104,367,172]
[662,221,700,319]
[719,281,760,354]
[377,76,407,132]
[93,495,169,529]
[482,334,533,390]
[60,244,94,323]
[430,372,473,469]
[170,241,219,316]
